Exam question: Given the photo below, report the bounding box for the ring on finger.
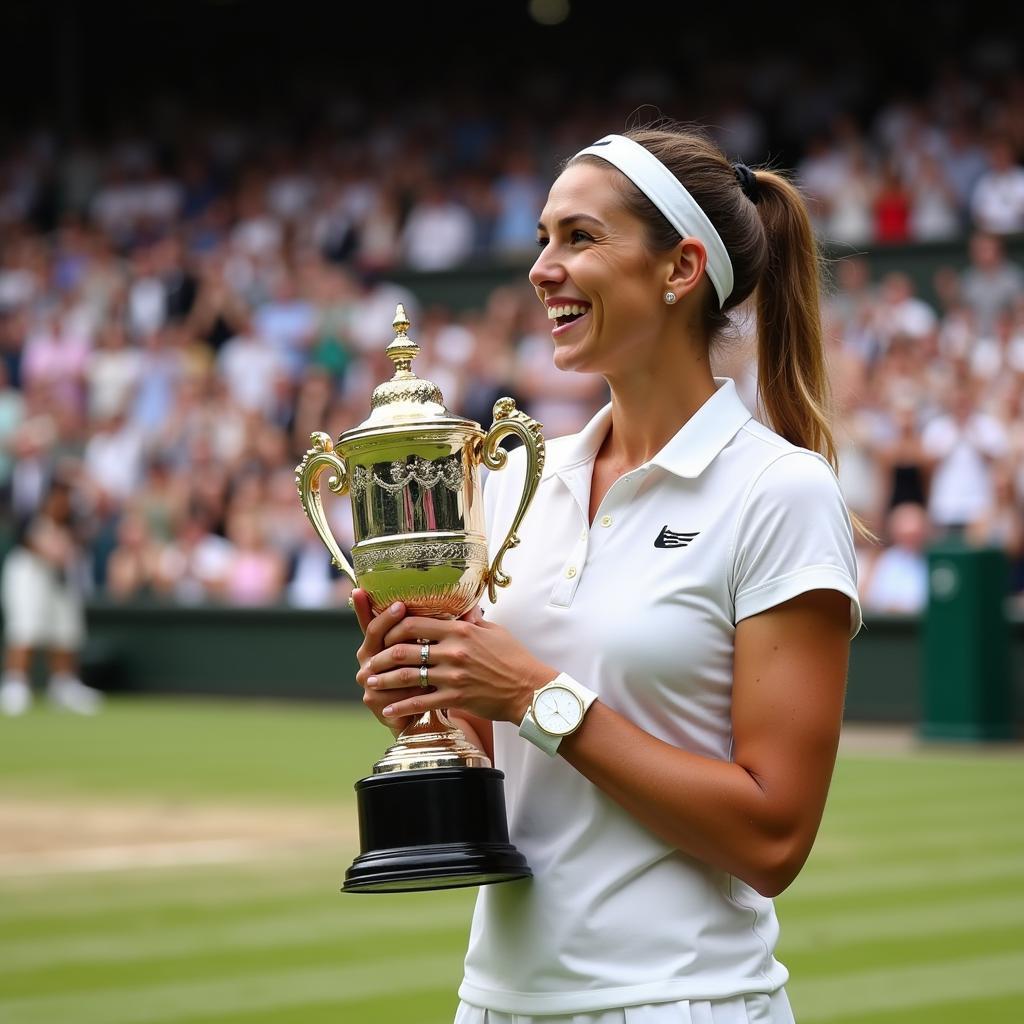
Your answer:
[419,664,430,689]
[419,642,430,666]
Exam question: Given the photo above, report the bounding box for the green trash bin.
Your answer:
[921,543,1014,741]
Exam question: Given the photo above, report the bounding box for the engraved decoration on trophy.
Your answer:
[295,303,545,893]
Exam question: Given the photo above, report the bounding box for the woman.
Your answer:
[353,127,861,1024]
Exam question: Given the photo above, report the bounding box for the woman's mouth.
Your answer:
[549,305,591,337]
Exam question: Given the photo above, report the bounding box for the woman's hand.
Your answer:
[352,590,422,737]
[355,610,556,726]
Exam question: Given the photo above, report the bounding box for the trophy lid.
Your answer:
[344,304,475,436]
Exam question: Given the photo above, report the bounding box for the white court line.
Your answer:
[0,836,332,877]
[0,951,461,1024]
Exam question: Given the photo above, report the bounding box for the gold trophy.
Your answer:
[296,304,544,892]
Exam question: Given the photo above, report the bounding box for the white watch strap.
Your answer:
[518,673,598,757]
[518,706,562,757]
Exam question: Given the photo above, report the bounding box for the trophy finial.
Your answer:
[386,303,418,376]
[393,303,410,334]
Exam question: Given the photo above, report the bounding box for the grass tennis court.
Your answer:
[1,698,1022,1024]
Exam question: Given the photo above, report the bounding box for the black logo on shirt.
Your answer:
[654,526,700,549]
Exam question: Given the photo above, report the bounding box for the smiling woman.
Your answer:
[352,122,862,1024]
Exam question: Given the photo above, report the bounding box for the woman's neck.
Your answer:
[599,360,717,471]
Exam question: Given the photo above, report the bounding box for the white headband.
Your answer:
[573,134,734,307]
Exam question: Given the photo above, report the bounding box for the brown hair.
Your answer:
[569,126,838,473]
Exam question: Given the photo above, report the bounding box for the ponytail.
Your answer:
[750,170,838,474]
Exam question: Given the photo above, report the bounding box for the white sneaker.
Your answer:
[48,677,103,715]
[1,678,32,716]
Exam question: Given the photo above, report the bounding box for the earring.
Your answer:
[664,291,676,304]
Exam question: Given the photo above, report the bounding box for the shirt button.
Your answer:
[565,566,577,579]
[579,529,587,540]
[600,514,613,527]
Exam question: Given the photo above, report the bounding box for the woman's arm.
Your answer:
[559,588,850,897]
[368,587,851,898]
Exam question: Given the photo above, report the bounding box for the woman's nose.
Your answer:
[529,245,565,291]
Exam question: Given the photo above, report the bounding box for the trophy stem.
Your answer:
[373,707,491,774]
[400,707,457,738]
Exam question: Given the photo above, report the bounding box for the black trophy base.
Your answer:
[343,766,532,893]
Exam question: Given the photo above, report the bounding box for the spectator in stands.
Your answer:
[353,186,403,273]
[873,162,911,244]
[966,462,1024,591]
[860,502,930,614]
[221,507,286,606]
[400,181,476,271]
[870,273,938,353]
[154,502,233,604]
[921,378,1010,537]
[938,119,990,222]
[85,319,141,420]
[908,153,961,241]
[216,313,283,413]
[959,232,1024,335]
[970,138,1024,235]
[105,507,162,599]
[823,145,876,246]
[253,265,318,382]
[0,361,25,500]
[872,394,930,514]
[492,151,548,259]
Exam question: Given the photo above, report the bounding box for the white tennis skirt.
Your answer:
[454,989,796,1024]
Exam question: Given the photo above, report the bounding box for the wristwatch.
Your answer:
[518,673,598,756]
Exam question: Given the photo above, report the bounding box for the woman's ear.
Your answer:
[665,238,708,299]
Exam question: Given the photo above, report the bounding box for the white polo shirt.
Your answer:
[459,378,861,1016]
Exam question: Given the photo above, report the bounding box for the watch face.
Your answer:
[533,685,584,736]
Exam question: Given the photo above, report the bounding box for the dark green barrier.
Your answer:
[3,602,1021,730]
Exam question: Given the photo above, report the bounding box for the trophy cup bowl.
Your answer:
[295,304,544,893]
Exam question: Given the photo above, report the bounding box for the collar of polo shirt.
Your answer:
[543,378,753,482]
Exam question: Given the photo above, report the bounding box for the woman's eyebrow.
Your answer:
[536,214,606,232]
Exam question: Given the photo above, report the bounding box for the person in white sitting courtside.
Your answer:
[353,125,863,1024]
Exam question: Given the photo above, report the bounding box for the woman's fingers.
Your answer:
[356,600,407,663]
[366,664,436,690]
[381,687,449,721]
[382,615,463,648]
[351,589,374,635]
[362,684,427,733]
[360,642,423,677]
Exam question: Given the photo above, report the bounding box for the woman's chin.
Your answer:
[552,340,594,374]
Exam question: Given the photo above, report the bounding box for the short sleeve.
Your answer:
[731,451,862,638]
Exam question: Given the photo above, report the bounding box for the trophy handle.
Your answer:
[295,431,357,587]
[480,398,546,604]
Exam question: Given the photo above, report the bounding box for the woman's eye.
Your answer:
[535,231,590,249]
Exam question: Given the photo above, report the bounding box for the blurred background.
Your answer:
[1,2,1023,1023]
[2,0,1024,618]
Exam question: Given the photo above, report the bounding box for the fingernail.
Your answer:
[366,676,379,688]
[382,705,394,716]
[390,603,402,613]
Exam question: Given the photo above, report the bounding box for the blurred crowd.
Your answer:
[1,56,1024,617]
